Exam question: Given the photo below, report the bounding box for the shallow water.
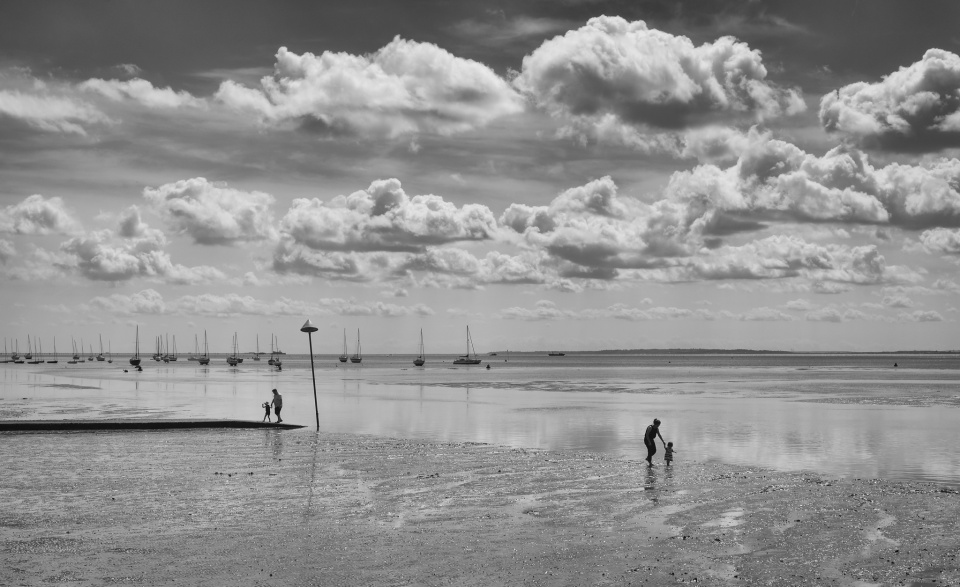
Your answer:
[1,352,959,486]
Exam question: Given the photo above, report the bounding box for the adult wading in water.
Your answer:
[644,418,665,466]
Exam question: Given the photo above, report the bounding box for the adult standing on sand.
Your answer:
[644,418,665,466]
[271,389,283,423]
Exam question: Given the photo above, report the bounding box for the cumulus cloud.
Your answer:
[171,292,433,318]
[820,49,960,151]
[58,221,225,284]
[0,238,14,264]
[665,130,960,231]
[279,178,497,253]
[919,227,960,254]
[89,289,167,315]
[0,194,79,235]
[143,177,278,245]
[80,78,204,109]
[515,16,805,133]
[0,70,109,135]
[898,310,944,322]
[216,40,523,137]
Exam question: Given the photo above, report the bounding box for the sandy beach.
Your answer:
[2,428,957,586]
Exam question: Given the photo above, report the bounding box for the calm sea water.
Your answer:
[2,352,959,486]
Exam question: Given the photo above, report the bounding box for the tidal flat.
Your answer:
[1,429,958,586]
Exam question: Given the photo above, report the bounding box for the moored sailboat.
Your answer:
[97,335,105,361]
[413,329,425,367]
[338,329,348,363]
[350,329,362,364]
[226,333,242,366]
[47,337,59,363]
[452,326,482,365]
[129,326,141,366]
[198,331,210,365]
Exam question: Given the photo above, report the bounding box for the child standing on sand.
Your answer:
[261,401,271,423]
[664,442,675,466]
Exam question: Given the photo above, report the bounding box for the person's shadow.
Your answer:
[643,465,659,503]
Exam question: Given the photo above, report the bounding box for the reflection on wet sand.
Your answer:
[1,358,958,485]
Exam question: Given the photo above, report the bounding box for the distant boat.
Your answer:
[453,326,482,365]
[227,333,240,366]
[272,335,282,368]
[350,329,362,363]
[189,334,200,361]
[68,338,79,364]
[47,337,59,363]
[107,340,113,363]
[10,338,20,361]
[97,335,105,361]
[338,329,348,363]
[24,335,33,360]
[413,329,425,367]
[168,335,178,361]
[28,337,43,364]
[252,334,261,361]
[268,334,276,365]
[129,326,141,366]
[153,336,162,362]
[548,352,565,356]
[198,331,210,365]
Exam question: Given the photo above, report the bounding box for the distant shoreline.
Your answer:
[495,349,960,355]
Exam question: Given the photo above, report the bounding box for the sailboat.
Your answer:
[68,338,79,364]
[413,329,425,366]
[272,335,282,368]
[452,326,482,365]
[10,339,19,361]
[87,341,94,361]
[24,335,33,360]
[339,329,348,363]
[168,335,178,361]
[28,337,44,364]
[47,337,59,363]
[129,326,141,366]
[350,329,362,363]
[198,331,210,365]
[252,334,261,361]
[0,340,8,364]
[97,335,105,361]
[189,334,199,361]
[108,341,113,363]
[227,333,240,366]
[268,334,276,365]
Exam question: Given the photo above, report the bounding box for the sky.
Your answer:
[2,0,960,355]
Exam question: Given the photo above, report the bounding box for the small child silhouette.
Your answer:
[261,401,271,423]
[664,441,675,466]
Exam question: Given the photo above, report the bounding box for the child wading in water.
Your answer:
[261,401,271,423]
[664,441,675,466]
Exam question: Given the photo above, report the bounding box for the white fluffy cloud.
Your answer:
[515,16,805,131]
[89,289,167,315]
[216,40,523,137]
[919,227,960,254]
[80,78,204,109]
[0,194,79,235]
[279,178,497,253]
[0,71,108,135]
[143,178,278,245]
[0,238,14,264]
[664,130,960,231]
[820,49,960,151]
[58,217,225,284]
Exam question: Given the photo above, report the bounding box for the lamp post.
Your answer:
[300,319,320,431]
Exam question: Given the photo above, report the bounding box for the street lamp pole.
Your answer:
[300,319,320,431]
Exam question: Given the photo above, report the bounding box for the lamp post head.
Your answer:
[300,319,319,333]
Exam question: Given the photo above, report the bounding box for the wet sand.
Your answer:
[1,429,958,586]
